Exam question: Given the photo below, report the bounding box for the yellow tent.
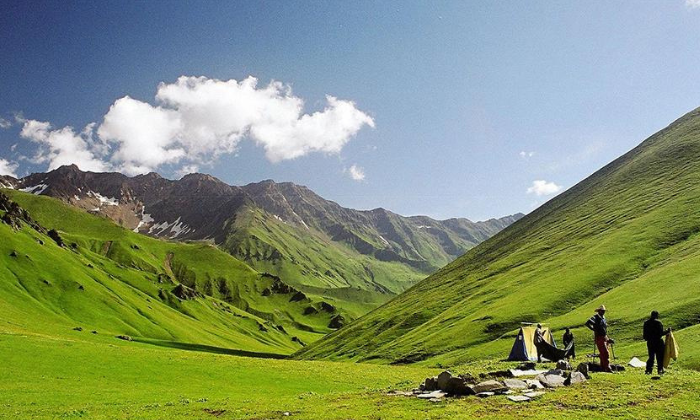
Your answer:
[507,325,556,361]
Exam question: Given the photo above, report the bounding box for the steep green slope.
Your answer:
[0,190,344,354]
[297,106,700,368]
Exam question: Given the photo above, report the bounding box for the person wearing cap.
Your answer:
[585,305,613,372]
[643,310,671,375]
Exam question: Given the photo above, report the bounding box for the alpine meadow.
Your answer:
[2,2,700,419]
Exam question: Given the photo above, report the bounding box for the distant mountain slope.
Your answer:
[0,190,355,354]
[297,106,700,369]
[2,167,522,313]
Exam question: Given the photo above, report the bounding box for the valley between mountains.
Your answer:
[0,169,521,352]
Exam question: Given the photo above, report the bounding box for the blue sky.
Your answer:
[1,1,700,220]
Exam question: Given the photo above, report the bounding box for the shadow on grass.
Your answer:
[135,338,290,359]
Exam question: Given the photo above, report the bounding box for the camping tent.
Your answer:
[507,325,557,361]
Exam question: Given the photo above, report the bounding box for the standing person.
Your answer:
[534,323,545,363]
[585,305,613,372]
[563,327,575,360]
[643,310,671,375]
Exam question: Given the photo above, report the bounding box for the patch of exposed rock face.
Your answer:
[0,192,47,234]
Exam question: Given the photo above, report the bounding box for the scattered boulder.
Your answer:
[47,229,64,247]
[91,330,98,334]
[291,336,306,346]
[78,284,84,291]
[73,327,83,332]
[328,314,345,329]
[436,371,453,390]
[258,323,268,332]
[525,379,544,389]
[445,377,475,396]
[523,391,545,398]
[472,380,507,394]
[535,373,566,388]
[476,392,495,398]
[576,362,591,379]
[459,373,477,383]
[319,302,336,313]
[9,250,18,257]
[564,371,587,386]
[303,306,318,315]
[556,360,572,371]
[116,335,132,341]
[503,378,528,390]
[421,377,438,392]
[289,291,307,302]
[507,395,531,402]
[276,325,287,334]
[261,288,271,297]
[172,284,199,300]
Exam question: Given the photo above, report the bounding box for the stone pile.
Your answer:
[392,360,591,403]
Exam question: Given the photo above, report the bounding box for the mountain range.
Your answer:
[0,167,522,318]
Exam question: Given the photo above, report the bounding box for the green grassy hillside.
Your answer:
[297,106,700,368]
[0,190,349,354]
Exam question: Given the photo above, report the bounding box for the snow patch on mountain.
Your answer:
[149,217,192,238]
[87,191,119,206]
[20,184,48,195]
[133,208,154,232]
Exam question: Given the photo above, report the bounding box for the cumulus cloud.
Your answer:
[16,76,374,176]
[19,119,110,172]
[686,0,700,9]
[519,151,535,159]
[98,96,184,175]
[526,180,562,196]
[0,158,18,177]
[347,164,366,181]
[0,118,12,129]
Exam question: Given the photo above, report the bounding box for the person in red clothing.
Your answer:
[585,305,613,372]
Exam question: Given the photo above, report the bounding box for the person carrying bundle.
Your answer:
[643,310,671,375]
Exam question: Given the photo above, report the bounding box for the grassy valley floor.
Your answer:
[2,330,699,420]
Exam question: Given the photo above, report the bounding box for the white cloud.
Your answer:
[175,164,200,179]
[0,118,11,129]
[519,151,535,159]
[98,96,184,175]
[0,158,18,177]
[686,0,700,9]
[19,119,110,172]
[16,76,374,176]
[526,180,562,196]
[348,164,366,181]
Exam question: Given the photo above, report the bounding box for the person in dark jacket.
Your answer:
[643,310,671,375]
[585,305,612,372]
[534,323,545,362]
[563,327,575,359]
